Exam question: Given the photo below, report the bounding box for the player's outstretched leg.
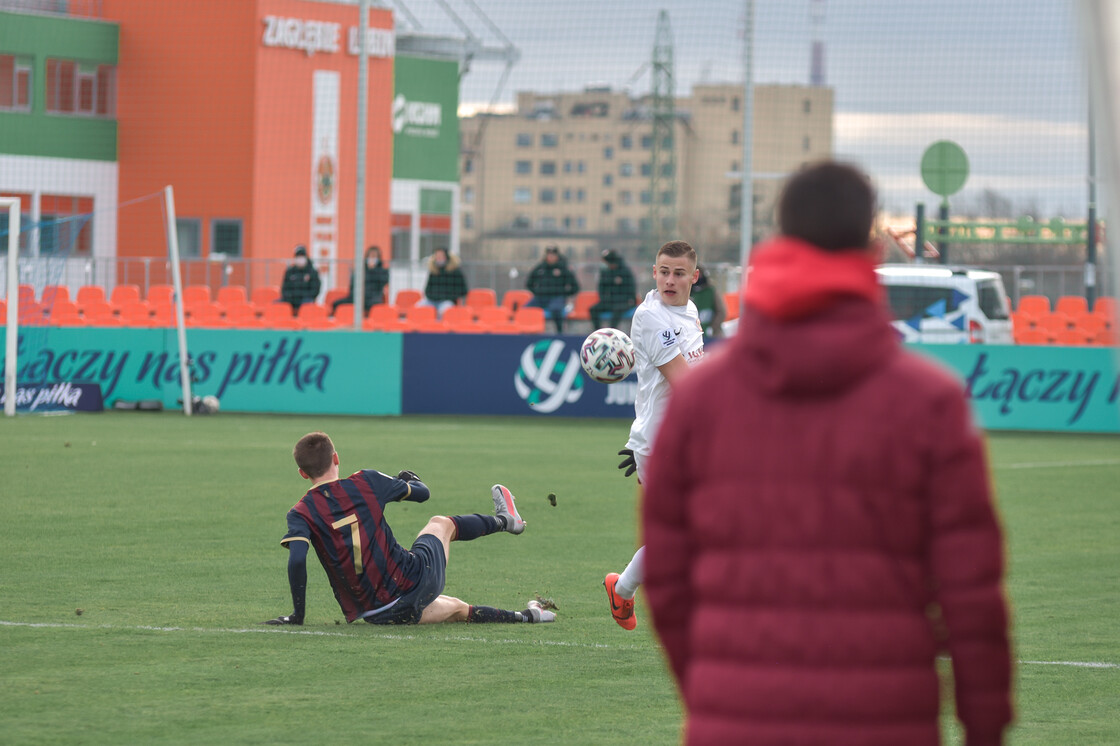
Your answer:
[465,600,556,623]
[491,484,526,534]
[604,572,637,630]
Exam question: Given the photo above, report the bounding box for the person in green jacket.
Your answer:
[589,249,637,330]
[527,246,580,333]
[421,248,468,317]
[690,264,727,337]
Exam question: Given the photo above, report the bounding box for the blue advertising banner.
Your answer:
[0,328,403,415]
[0,382,104,413]
[402,333,635,418]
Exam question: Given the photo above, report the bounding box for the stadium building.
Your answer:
[0,0,464,294]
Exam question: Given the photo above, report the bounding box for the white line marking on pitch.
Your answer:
[3,621,1117,667]
[998,459,1120,470]
[0,620,639,650]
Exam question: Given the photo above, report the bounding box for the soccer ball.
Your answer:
[580,328,636,383]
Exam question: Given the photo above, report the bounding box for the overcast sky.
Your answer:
[393,0,1091,216]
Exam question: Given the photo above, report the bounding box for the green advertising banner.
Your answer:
[1,328,402,415]
[914,344,1120,433]
[392,55,460,182]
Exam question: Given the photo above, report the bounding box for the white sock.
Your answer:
[615,546,644,599]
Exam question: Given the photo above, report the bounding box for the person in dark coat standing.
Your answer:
[643,161,1012,746]
[589,249,637,330]
[526,246,580,333]
[333,245,390,315]
[280,245,321,314]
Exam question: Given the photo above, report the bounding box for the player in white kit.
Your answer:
[604,240,706,630]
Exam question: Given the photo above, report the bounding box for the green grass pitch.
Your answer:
[1,412,1117,744]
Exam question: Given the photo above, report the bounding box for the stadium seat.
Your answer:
[568,291,599,322]
[49,301,86,326]
[40,284,71,307]
[260,302,298,327]
[395,289,423,308]
[1036,312,1073,337]
[332,303,357,327]
[86,313,124,327]
[297,303,336,330]
[723,291,741,321]
[1055,295,1089,317]
[183,285,212,305]
[476,306,512,325]
[501,289,533,312]
[147,284,175,306]
[1015,327,1049,345]
[411,317,449,333]
[0,299,5,320]
[76,285,107,308]
[1017,294,1051,317]
[118,301,155,327]
[80,299,115,322]
[186,302,225,327]
[17,300,47,325]
[1093,296,1116,319]
[513,306,547,334]
[465,288,498,311]
[223,302,261,328]
[1097,327,1118,346]
[323,287,349,310]
[1010,310,1037,333]
[1076,313,1107,339]
[110,284,142,307]
[1055,328,1091,346]
[367,304,401,325]
[441,305,476,326]
[250,286,281,307]
[216,285,248,307]
[18,284,36,306]
[150,304,176,327]
[405,305,438,324]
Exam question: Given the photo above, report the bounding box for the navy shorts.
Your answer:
[363,533,446,625]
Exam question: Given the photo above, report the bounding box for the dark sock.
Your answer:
[468,605,525,623]
[450,513,504,541]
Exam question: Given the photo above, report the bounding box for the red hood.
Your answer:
[733,237,897,397]
[743,236,883,320]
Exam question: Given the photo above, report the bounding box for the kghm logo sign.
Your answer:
[392,94,442,137]
[514,340,584,413]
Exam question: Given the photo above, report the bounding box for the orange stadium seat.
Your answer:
[405,305,437,324]
[465,288,498,311]
[223,302,262,328]
[260,302,300,330]
[1016,294,1051,317]
[395,289,423,309]
[297,303,336,330]
[1093,296,1115,319]
[183,285,212,305]
[250,286,281,307]
[118,301,155,327]
[568,291,598,322]
[476,306,512,325]
[501,289,533,312]
[147,284,175,306]
[332,303,357,327]
[110,284,142,307]
[1015,328,1049,345]
[1055,295,1089,317]
[723,291,741,321]
[40,284,71,306]
[216,285,248,307]
[76,285,107,308]
[513,306,547,334]
[323,288,349,310]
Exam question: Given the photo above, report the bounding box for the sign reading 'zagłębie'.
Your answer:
[261,16,394,58]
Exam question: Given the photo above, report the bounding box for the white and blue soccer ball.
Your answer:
[580,328,636,383]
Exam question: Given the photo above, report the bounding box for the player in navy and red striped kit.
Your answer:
[263,431,555,626]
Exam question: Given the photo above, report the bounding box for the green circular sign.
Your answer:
[921,140,969,197]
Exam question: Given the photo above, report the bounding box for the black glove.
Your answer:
[617,448,636,478]
[396,469,420,483]
[261,614,302,626]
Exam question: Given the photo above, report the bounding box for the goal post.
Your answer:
[3,197,19,417]
[163,185,193,416]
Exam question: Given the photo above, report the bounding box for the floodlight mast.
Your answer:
[3,197,19,417]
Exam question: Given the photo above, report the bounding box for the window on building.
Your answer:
[617,218,635,234]
[46,59,115,117]
[516,133,533,147]
[619,162,633,177]
[731,130,739,145]
[514,187,532,204]
[539,160,557,176]
[660,163,674,177]
[539,188,556,203]
[641,134,653,149]
[576,188,586,202]
[463,157,474,174]
[539,216,557,230]
[620,134,633,149]
[577,161,586,173]
[39,194,94,254]
[731,161,739,174]
[602,201,612,214]
[640,162,652,177]
[0,54,32,111]
[576,216,586,229]
[176,218,202,258]
[603,174,613,187]
[563,216,572,230]
[463,186,474,205]
[660,191,673,205]
[639,217,652,233]
[515,160,532,175]
[563,160,572,173]
[211,219,242,257]
[563,188,572,202]
[803,136,811,152]
[731,96,740,111]
[540,133,558,147]
[803,99,811,114]
[463,212,474,230]
[640,190,653,205]
[604,146,613,160]
[662,135,672,149]
[620,190,633,205]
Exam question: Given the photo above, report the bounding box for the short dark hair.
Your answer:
[293,432,335,479]
[656,240,697,265]
[778,162,876,252]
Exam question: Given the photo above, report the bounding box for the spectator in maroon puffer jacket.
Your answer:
[643,161,1012,746]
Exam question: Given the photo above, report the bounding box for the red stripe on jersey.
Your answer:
[350,474,414,595]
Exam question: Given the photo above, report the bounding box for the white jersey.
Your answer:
[625,289,705,469]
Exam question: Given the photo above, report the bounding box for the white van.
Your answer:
[875,264,1014,344]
